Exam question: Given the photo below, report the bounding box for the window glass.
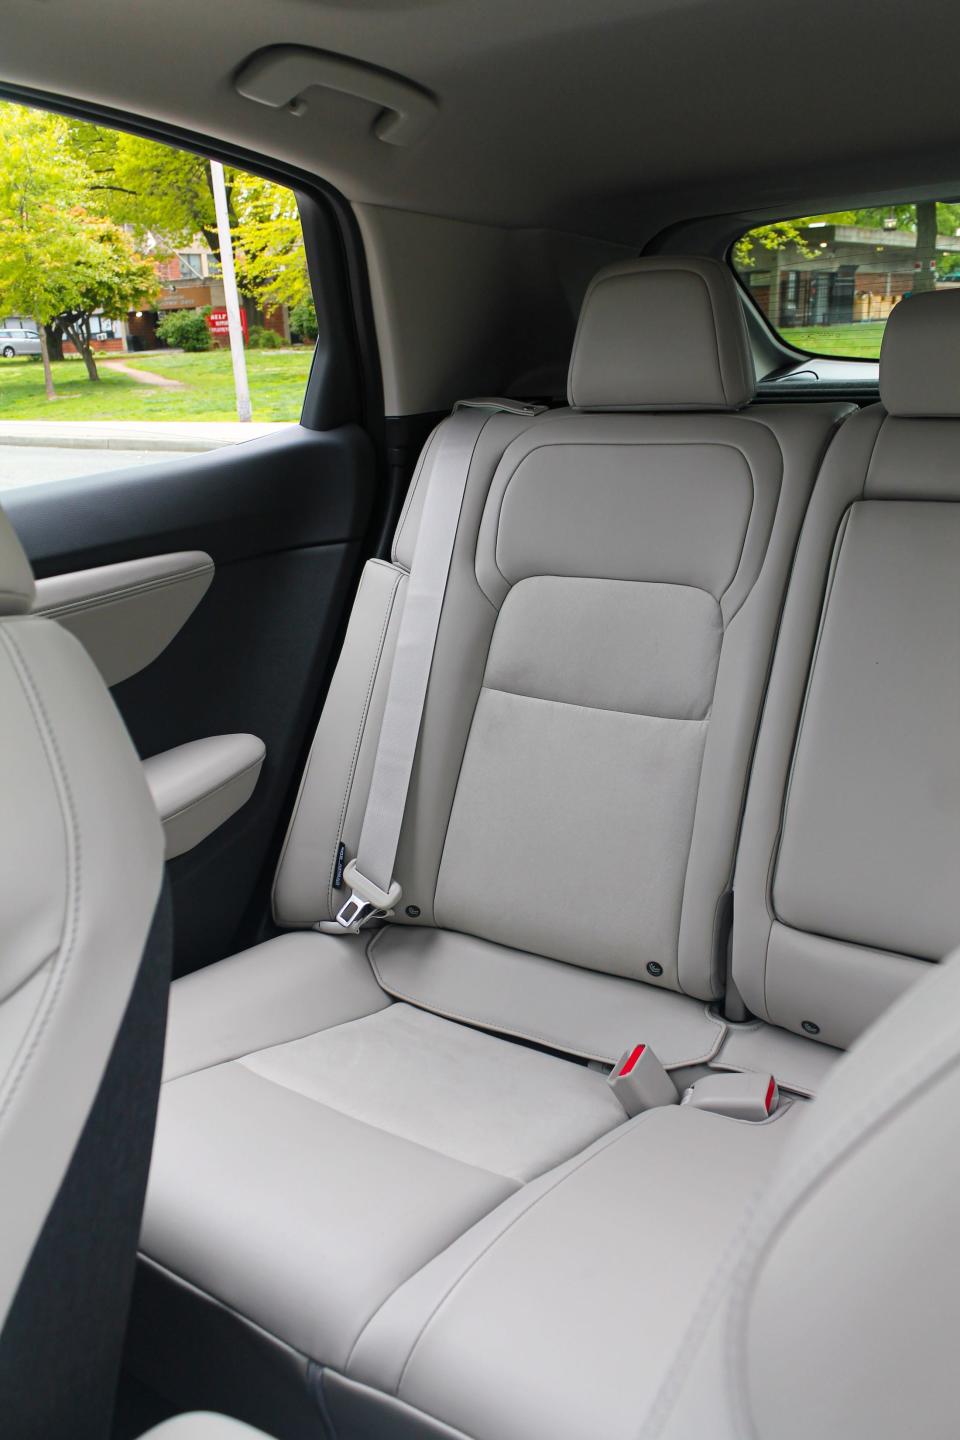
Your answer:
[178,252,204,281]
[0,100,320,493]
[732,201,960,359]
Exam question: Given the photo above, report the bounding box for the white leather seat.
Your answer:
[732,287,960,1051]
[132,257,852,1427]
[313,287,960,1440]
[654,942,960,1440]
[325,946,960,1440]
[0,507,167,1436]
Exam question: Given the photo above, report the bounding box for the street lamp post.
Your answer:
[210,159,252,423]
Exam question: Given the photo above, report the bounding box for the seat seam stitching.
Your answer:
[161,991,392,1082]
[716,448,771,625]
[134,1252,316,1368]
[477,683,713,725]
[157,754,263,826]
[227,1059,521,1185]
[365,934,725,1067]
[383,1112,661,1391]
[0,626,82,1127]
[727,1035,960,1439]
[487,436,767,601]
[34,562,212,617]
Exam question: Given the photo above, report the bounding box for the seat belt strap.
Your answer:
[336,397,545,931]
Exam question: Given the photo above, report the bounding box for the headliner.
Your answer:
[1,0,957,241]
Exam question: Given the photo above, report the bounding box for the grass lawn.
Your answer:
[777,322,886,360]
[0,347,315,422]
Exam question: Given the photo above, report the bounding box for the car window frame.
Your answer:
[0,78,384,443]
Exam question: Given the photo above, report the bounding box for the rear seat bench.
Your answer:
[130,266,960,1439]
[317,290,960,1440]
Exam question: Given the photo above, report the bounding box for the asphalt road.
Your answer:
[0,446,182,491]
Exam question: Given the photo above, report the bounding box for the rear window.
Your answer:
[732,202,960,359]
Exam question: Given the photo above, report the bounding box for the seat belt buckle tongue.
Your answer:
[608,1044,679,1116]
[334,859,402,931]
[681,1072,780,1121]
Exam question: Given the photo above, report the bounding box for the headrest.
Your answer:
[567,256,755,411]
[0,508,35,615]
[880,289,960,417]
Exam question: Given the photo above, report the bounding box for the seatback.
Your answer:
[275,258,849,1020]
[0,508,168,1439]
[733,289,960,1051]
[650,943,960,1440]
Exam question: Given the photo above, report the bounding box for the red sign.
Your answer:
[206,308,249,341]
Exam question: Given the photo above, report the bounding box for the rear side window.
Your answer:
[0,99,320,492]
[732,202,960,359]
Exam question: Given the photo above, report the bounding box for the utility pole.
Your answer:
[210,159,251,422]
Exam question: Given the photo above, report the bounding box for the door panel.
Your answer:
[8,424,371,575]
[4,421,376,974]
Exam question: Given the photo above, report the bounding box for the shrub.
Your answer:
[248,325,283,349]
[289,298,318,343]
[156,309,211,352]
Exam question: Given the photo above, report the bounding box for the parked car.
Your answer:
[0,326,41,357]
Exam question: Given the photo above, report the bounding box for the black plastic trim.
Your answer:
[4,423,374,578]
[0,884,172,1440]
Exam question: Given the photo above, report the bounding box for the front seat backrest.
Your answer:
[0,507,168,1440]
[649,941,960,1440]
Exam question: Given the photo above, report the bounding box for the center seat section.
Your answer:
[318,289,960,1440]
[129,258,851,1433]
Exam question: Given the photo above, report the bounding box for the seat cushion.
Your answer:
[140,933,626,1372]
[331,1100,799,1440]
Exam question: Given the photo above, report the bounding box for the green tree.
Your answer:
[67,125,308,322]
[0,104,85,398]
[0,103,158,386]
[733,221,814,327]
[48,211,158,379]
[231,173,310,310]
[289,296,318,342]
[67,120,224,251]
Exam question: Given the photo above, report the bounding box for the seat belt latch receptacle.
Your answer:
[608,1044,679,1116]
[681,1072,779,1121]
[335,859,402,931]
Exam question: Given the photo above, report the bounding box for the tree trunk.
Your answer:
[63,318,100,380]
[80,344,100,381]
[44,323,64,363]
[913,200,938,294]
[38,325,57,401]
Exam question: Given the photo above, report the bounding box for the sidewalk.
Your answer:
[0,419,294,453]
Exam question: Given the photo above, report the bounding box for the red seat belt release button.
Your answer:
[680,1072,780,1121]
[608,1043,679,1116]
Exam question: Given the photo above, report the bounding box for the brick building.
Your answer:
[740,222,960,330]
[11,239,291,354]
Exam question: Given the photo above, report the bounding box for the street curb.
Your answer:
[0,433,226,453]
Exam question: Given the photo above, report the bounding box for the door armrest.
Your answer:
[143,734,265,859]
